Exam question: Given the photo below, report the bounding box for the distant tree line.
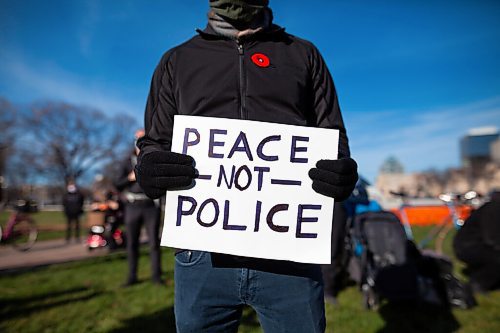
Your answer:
[0,97,138,204]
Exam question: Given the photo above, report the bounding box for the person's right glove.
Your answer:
[308,157,358,202]
[135,151,196,199]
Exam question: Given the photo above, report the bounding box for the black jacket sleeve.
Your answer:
[137,50,178,157]
[309,45,350,159]
[114,158,133,192]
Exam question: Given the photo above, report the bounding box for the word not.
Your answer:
[214,164,301,192]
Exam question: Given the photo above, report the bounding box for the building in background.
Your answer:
[491,138,500,164]
[376,127,500,200]
[460,127,499,169]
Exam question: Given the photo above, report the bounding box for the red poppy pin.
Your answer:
[251,53,270,68]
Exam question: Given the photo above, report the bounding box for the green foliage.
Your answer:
[1,211,80,242]
[1,211,66,227]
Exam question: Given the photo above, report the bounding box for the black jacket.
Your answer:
[114,154,145,194]
[63,191,84,218]
[138,24,350,158]
[454,200,500,253]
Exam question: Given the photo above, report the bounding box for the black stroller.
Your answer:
[346,211,419,309]
[345,210,475,309]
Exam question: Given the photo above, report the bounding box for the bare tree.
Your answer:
[22,101,137,185]
[0,97,17,139]
[0,98,18,204]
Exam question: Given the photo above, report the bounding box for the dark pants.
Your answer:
[174,251,325,333]
[321,202,348,297]
[124,202,161,283]
[65,216,80,241]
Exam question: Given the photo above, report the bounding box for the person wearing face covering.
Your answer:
[135,1,358,331]
[63,179,85,243]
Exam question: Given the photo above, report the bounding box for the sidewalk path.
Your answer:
[0,239,114,272]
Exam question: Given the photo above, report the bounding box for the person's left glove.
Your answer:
[135,151,196,199]
[308,157,358,201]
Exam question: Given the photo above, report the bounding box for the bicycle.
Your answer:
[422,192,475,255]
[391,191,475,254]
[0,200,39,251]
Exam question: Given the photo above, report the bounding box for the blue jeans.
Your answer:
[174,251,325,333]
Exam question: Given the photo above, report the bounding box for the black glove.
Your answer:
[135,151,196,199]
[308,157,358,201]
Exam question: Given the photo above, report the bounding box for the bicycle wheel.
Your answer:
[11,216,38,251]
[435,222,454,255]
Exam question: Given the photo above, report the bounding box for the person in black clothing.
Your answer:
[62,179,84,243]
[134,1,358,331]
[321,202,348,305]
[454,191,500,293]
[321,180,371,304]
[115,129,162,286]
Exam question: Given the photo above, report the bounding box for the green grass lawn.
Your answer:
[1,210,79,241]
[1,228,499,332]
[1,210,67,228]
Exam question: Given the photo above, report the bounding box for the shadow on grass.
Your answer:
[0,286,105,320]
[109,306,176,333]
[108,305,261,333]
[377,303,460,333]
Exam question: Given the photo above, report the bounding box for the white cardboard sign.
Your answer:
[161,115,339,264]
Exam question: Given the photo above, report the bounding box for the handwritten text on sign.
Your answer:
[161,116,339,264]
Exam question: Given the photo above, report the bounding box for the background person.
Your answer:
[62,179,84,243]
[321,180,371,304]
[135,1,358,331]
[115,129,162,286]
[453,190,500,293]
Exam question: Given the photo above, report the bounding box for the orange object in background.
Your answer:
[391,205,473,226]
[86,211,106,227]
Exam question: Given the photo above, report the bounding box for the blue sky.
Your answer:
[1,0,499,182]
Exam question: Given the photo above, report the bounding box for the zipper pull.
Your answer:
[237,43,244,55]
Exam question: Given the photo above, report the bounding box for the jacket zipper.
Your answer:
[237,41,246,120]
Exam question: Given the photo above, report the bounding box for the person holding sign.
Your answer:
[135,1,358,332]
